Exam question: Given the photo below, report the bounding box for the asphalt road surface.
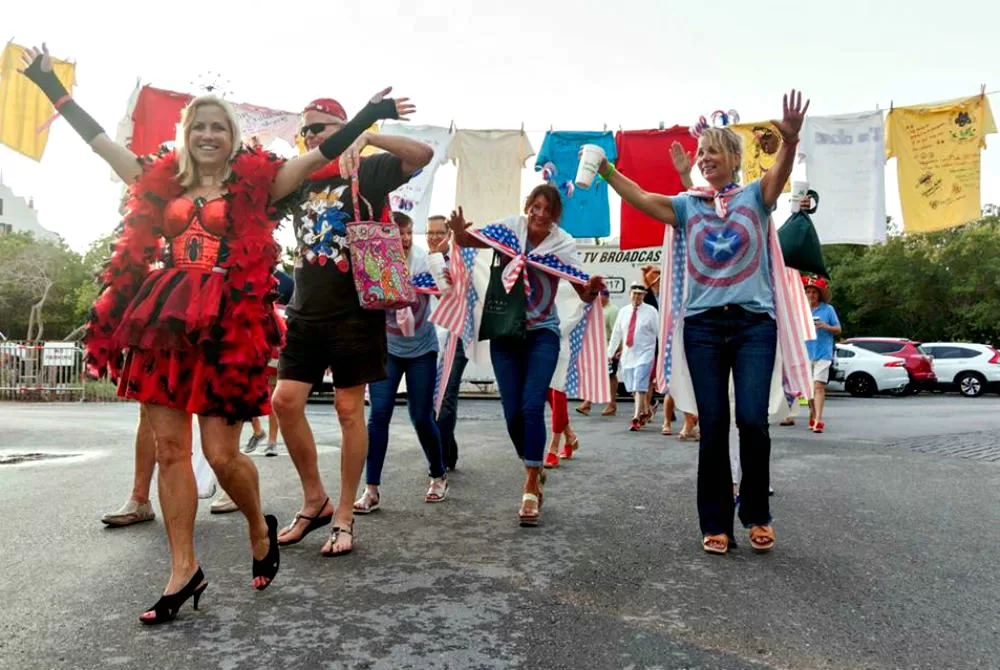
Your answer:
[2,393,999,670]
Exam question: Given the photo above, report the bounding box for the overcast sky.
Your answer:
[2,0,998,252]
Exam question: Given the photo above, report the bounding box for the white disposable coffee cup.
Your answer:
[575,144,606,189]
[790,180,809,213]
[427,252,448,290]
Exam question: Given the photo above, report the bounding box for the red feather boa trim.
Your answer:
[84,147,285,385]
[84,152,180,378]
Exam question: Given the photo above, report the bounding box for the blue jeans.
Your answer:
[490,329,561,467]
[366,351,446,485]
[435,339,467,470]
[683,306,777,538]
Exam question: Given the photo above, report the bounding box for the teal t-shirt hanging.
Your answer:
[535,131,617,238]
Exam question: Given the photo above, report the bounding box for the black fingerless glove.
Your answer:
[23,55,105,144]
[318,98,399,161]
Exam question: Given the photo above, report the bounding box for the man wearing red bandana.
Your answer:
[273,96,433,557]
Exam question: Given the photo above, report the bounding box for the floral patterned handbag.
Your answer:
[346,173,416,310]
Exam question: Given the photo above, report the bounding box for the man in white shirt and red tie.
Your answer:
[608,282,660,431]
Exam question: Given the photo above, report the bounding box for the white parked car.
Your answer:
[828,343,910,398]
[921,342,1000,398]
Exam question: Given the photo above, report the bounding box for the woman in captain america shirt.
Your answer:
[600,91,812,556]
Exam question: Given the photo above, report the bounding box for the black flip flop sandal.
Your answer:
[276,497,332,546]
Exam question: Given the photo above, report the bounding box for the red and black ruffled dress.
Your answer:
[85,147,286,421]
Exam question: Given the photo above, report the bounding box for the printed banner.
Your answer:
[886,95,996,232]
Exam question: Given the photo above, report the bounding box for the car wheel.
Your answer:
[956,372,986,398]
[846,372,876,398]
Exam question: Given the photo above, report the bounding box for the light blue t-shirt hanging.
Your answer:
[534,131,618,239]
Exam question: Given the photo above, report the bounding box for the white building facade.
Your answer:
[0,180,58,242]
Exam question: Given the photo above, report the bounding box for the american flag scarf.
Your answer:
[653,187,815,410]
[431,216,610,412]
[391,248,440,337]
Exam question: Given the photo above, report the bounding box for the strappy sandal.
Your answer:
[558,437,579,460]
[600,405,617,417]
[574,405,591,416]
[425,476,448,503]
[638,408,653,427]
[661,424,673,435]
[629,418,641,432]
[749,525,775,553]
[320,520,355,557]
[678,429,699,442]
[702,533,729,555]
[518,493,541,527]
[353,489,381,514]
[277,497,332,546]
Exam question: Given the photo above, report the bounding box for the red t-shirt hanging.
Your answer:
[615,127,697,250]
[129,86,192,156]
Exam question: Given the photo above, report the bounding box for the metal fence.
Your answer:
[0,340,86,402]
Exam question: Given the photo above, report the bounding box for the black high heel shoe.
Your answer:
[253,515,280,591]
[139,568,208,625]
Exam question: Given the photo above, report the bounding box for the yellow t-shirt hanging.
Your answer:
[730,122,790,192]
[886,95,996,232]
[0,43,77,161]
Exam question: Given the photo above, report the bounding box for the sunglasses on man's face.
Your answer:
[300,122,341,137]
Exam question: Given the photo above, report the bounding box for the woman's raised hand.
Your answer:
[774,89,810,143]
[670,141,692,175]
[18,43,52,75]
[447,207,472,234]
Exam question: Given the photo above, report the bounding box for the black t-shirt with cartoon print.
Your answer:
[286,153,409,322]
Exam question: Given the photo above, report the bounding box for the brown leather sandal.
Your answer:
[749,525,775,553]
[702,534,729,555]
[320,520,355,557]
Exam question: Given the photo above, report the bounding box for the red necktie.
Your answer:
[626,306,638,347]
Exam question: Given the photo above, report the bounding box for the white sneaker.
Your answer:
[243,432,266,454]
[264,442,279,457]
[101,499,155,527]
[210,491,239,514]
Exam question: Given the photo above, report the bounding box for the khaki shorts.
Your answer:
[812,359,832,384]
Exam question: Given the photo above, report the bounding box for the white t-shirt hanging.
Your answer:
[447,129,535,226]
[798,112,887,245]
[382,123,453,232]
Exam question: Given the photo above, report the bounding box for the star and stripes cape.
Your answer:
[431,215,610,413]
[653,186,816,417]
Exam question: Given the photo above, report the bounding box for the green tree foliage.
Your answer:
[0,232,89,340]
[823,209,1000,346]
[71,231,119,329]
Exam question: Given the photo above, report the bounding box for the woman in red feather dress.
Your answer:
[19,44,413,624]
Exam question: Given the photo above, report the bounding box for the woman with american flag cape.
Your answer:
[599,92,815,556]
[433,183,607,527]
